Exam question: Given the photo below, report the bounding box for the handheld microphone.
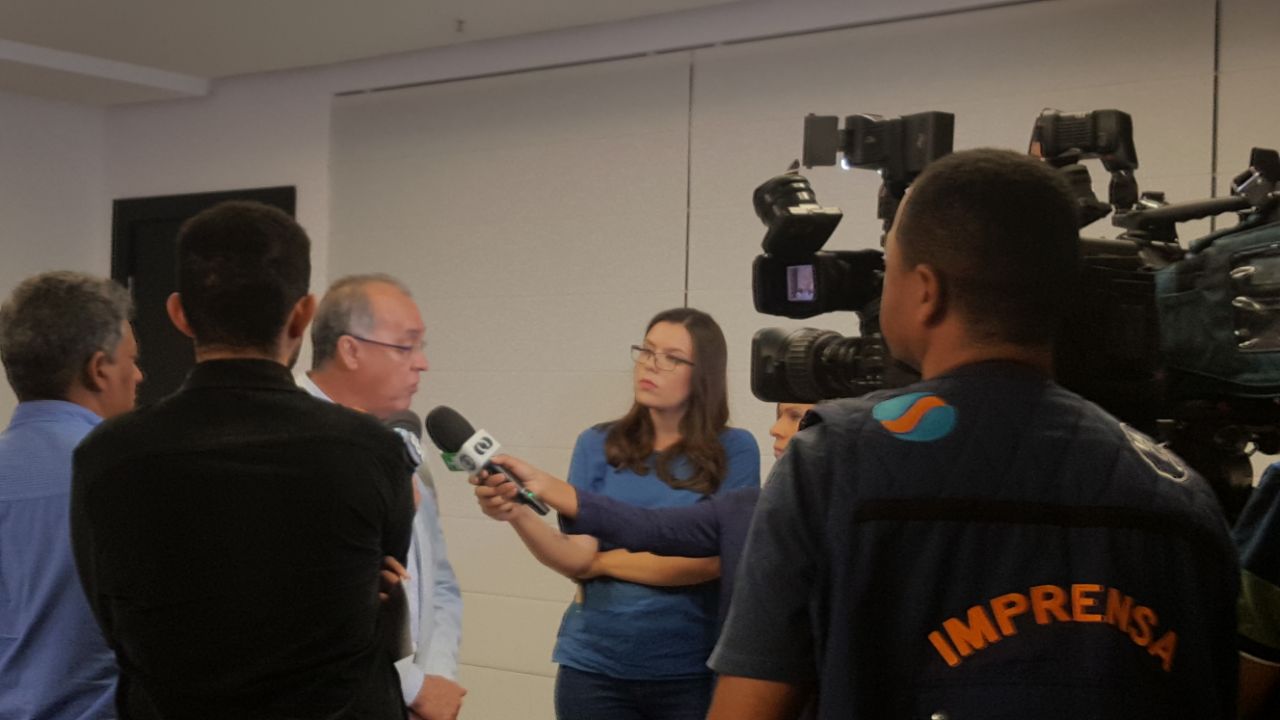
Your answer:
[423,405,550,515]
[385,410,424,467]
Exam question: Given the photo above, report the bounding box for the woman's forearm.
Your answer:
[508,510,598,578]
[583,550,721,587]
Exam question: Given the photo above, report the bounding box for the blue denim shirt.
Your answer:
[1,400,116,719]
[554,425,760,679]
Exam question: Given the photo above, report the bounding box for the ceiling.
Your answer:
[0,0,740,105]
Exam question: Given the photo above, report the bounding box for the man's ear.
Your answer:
[286,294,317,341]
[81,350,110,393]
[915,263,947,328]
[166,293,196,339]
[335,334,361,371]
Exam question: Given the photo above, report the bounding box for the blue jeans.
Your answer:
[554,666,713,720]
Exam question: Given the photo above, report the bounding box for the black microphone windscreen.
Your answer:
[425,405,476,453]
[385,410,422,440]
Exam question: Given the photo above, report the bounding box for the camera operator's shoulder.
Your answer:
[1067,393,1224,517]
[808,388,906,432]
[1051,387,1169,455]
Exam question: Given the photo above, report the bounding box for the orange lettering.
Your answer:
[930,584,1176,673]
[1128,605,1156,647]
[1030,585,1070,625]
[1104,588,1133,631]
[928,630,962,667]
[990,592,1030,636]
[1148,630,1177,672]
[1071,584,1103,622]
[943,606,1001,657]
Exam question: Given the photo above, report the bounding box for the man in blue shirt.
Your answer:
[707,150,1238,719]
[0,271,142,719]
[299,274,464,720]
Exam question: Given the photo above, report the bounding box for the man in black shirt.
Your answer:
[71,201,416,719]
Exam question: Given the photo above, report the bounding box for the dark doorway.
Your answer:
[112,187,296,406]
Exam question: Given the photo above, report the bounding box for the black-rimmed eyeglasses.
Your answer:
[630,345,694,372]
[347,334,427,356]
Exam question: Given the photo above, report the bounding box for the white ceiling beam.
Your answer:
[329,0,1045,94]
[0,38,208,97]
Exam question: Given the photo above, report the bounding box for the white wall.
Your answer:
[0,89,105,418]
[105,72,336,302]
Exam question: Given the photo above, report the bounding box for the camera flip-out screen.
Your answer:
[787,265,816,302]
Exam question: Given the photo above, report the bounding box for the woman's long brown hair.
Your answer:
[603,307,730,494]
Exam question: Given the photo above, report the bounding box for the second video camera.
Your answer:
[750,112,953,401]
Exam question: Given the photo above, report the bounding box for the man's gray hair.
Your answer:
[311,273,412,369]
[0,271,133,402]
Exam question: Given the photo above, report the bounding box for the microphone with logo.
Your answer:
[424,405,550,515]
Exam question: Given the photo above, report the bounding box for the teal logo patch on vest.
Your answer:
[872,392,957,442]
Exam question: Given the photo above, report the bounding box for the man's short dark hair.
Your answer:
[0,271,133,401]
[176,201,310,353]
[896,148,1081,346]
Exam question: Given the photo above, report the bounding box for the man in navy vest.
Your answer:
[707,149,1239,719]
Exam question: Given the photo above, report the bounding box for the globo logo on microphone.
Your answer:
[455,430,499,472]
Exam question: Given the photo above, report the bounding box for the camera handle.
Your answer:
[1113,194,1252,245]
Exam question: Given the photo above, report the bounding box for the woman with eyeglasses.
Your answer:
[474,400,816,636]
[481,307,759,720]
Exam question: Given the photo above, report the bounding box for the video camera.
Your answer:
[750,108,1280,518]
[751,112,954,403]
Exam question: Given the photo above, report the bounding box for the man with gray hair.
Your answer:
[299,274,465,720]
[0,271,141,718]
